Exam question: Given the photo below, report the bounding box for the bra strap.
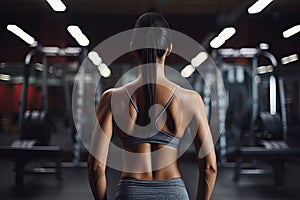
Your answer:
[155,85,180,122]
[124,87,140,114]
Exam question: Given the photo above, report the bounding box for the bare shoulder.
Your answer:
[98,88,115,104]
[177,87,202,103]
[100,86,126,100]
[98,86,129,112]
[177,87,204,113]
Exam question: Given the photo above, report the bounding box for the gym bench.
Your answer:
[233,146,300,186]
[0,145,62,187]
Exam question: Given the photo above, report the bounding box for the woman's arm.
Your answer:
[87,89,113,200]
[190,91,217,200]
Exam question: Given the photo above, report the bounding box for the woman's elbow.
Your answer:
[200,154,217,176]
[205,164,217,175]
[206,155,217,175]
[88,156,106,178]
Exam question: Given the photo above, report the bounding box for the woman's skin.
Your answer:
[88,46,217,200]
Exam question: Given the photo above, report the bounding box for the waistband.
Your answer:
[118,177,186,188]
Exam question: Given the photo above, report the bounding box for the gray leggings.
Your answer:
[114,178,190,200]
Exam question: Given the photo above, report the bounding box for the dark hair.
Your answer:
[131,12,171,120]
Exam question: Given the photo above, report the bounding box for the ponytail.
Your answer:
[141,30,157,111]
[131,12,171,123]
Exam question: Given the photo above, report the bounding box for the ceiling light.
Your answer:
[240,48,258,56]
[0,74,11,81]
[210,37,225,49]
[181,64,195,78]
[98,63,111,78]
[283,25,300,38]
[64,47,82,54]
[281,54,298,65]
[210,27,236,49]
[219,48,235,57]
[7,24,37,45]
[67,25,90,46]
[67,26,82,38]
[46,0,66,12]
[270,75,276,115]
[218,27,236,41]
[77,35,89,46]
[257,65,273,74]
[191,52,208,67]
[42,47,60,54]
[259,43,270,50]
[88,51,102,65]
[248,0,273,14]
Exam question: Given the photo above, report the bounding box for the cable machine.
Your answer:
[214,45,288,166]
[4,45,87,186]
[213,45,300,186]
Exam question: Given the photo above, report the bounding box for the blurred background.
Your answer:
[0,0,300,199]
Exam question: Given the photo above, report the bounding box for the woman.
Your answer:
[88,12,217,200]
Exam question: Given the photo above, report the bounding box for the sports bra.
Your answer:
[121,85,181,149]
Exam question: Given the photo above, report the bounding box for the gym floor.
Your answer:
[1,157,300,200]
[1,120,300,200]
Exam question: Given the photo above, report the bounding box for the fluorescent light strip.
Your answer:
[210,27,236,48]
[46,0,66,12]
[0,74,11,81]
[191,52,208,67]
[240,48,258,56]
[219,48,235,57]
[270,75,276,115]
[257,65,273,74]
[218,27,236,41]
[42,47,60,54]
[67,25,89,46]
[210,37,225,49]
[67,26,82,38]
[64,47,82,54]
[283,25,300,38]
[88,51,102,65]
[281,54,298,65]
[259,43,270,50]
[7,24,36,45]
[181,64,195,78]
[77,35,89,47]
[248,0,273,14]
[98,63,111,78]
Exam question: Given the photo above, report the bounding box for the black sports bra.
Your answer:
[121,85,181,149]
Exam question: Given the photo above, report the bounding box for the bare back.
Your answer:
[111,78,201,180]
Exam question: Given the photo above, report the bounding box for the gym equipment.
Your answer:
[0,145,62,186]
[0,45,84,186]
[222,64,252,154]
[214,50,254,164]
[255,111,283,140]
[214,46,300,186]
[22,110,50,145]
[234,147,300,186]
[19,49,50,145]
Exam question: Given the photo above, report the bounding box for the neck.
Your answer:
[137,58,166,81]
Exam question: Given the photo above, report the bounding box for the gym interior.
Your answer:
[0,0,300,199]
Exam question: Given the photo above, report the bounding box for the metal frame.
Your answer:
[19,45,85,166]
[214,46,287,165]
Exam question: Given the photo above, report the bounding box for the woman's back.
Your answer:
[111,78,198,180]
